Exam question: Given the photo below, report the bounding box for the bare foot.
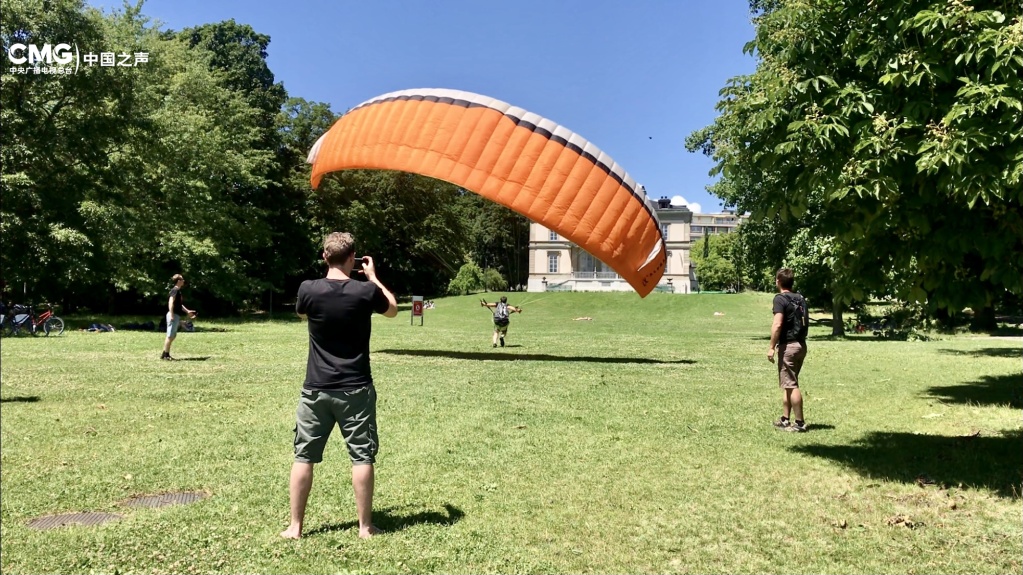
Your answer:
[358,524,383,539]
[280,524,302,539]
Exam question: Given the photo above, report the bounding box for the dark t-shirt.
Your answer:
[772,292,806,345]
[169,287,185,315]
[296,278,390,390]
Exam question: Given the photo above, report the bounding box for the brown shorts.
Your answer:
[777,341,807,389]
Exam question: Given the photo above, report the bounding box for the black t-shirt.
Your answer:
[772,292,806,345]
[169,287,185,315]
[296,278,390,390]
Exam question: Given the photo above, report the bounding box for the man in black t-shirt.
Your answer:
[161,274,196,360]
[767,267,809,432]
[281,232,397,540]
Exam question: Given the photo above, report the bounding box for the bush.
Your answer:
[447,262,484,296]
[482,268,508,292]
[850,301,932,341]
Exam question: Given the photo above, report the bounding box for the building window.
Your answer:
[660,223,669,239]
[549,230,558,241]
[692,225,703,233]
[547,252,559,273]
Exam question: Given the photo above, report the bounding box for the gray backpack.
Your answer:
[493,302,510,326]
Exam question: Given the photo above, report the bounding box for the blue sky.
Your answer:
[93,0,758,213]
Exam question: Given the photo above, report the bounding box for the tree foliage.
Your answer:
[1,2,532,312]
[447,262,484,296]
[482,268,508,292]
[689,0,1022,320]
[691,233,740,291]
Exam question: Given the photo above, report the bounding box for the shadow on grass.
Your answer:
[939,347,1022,359]
[174,356,212,362]
[377,349,695,364]
[190,326,231,333]
[304,503,464,536]
[0,396,40,403]
[792,429,1023,498]
[748,335,875,342]
[806,334,880,342]
[926,374,1023,409]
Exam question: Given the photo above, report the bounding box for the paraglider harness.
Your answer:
[483,299,511,327]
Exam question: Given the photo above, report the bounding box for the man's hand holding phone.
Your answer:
[355,255,378,280]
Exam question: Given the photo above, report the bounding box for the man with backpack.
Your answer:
[768,268,810,432]
[481,296,522,347]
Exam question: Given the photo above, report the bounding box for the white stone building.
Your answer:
[525,197,699,294]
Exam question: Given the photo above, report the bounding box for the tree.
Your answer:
[732,217,789,292]
[453,192,530,289]
[689,0,1022,330]
[1,3,292,311]
[1,0,128,304]
[310,170,470,296]
[89,18,275,305]
[482,268,508,291]
[691,233,740,291]
[447,262,484,296]
[275,96,338,296]
[179,20,302,309]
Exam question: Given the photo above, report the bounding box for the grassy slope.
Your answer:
[1,292,1020,574]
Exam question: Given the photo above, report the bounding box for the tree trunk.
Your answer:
[831,296,845,336]
[970,305,998,332]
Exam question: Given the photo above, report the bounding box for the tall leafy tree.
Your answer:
[453,193,530,289]
[309,170,470,296]
[689,0,1022,330]
[275,96,338,294]
[179,21,300,307]
[1,0,127,303]
[2,2,281,310]
[691,232,741,291]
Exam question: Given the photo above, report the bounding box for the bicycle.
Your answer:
[2,302,64,337]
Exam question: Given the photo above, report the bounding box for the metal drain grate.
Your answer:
[27,512,123,530]
[120,491,207,508]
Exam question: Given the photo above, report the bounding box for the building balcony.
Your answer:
[571,271,621,280]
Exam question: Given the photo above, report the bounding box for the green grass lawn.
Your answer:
[1,292,1020,574]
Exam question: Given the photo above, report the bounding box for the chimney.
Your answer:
[657,196,671,209]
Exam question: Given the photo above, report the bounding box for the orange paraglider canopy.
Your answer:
[308,88,665,296]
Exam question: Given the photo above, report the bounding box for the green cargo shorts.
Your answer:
[292,385,378,465]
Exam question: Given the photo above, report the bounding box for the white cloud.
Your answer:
[669,195,702,213]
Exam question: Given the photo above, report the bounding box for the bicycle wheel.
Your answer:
[44,317,65,336]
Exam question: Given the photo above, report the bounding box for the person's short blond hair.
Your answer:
[323,232,355,266]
